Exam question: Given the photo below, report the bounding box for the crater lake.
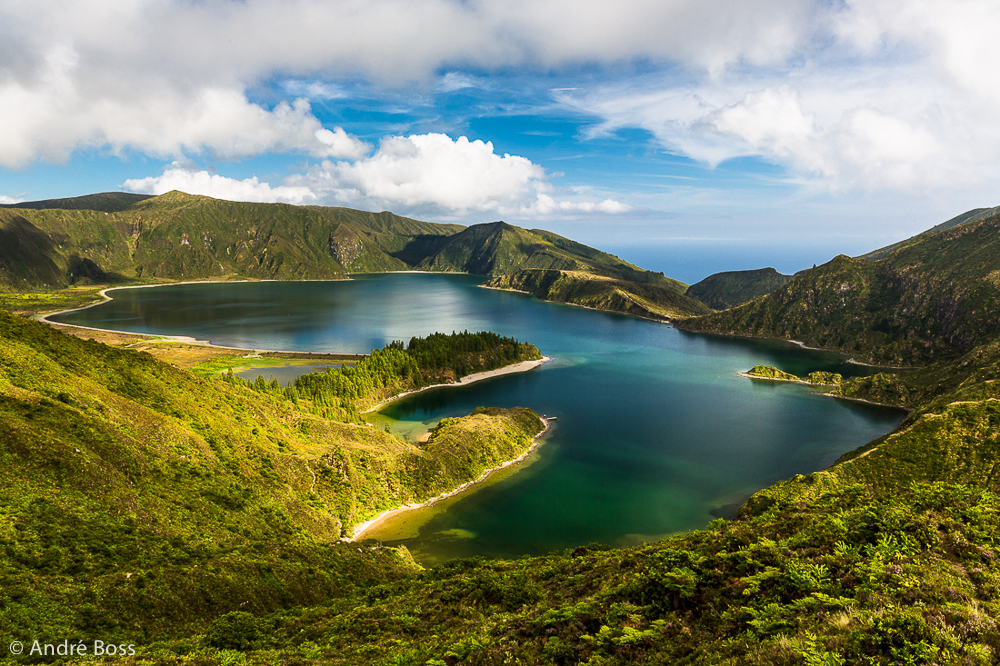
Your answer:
[51,273,905,563]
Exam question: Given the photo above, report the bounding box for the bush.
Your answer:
[205,611,264,651]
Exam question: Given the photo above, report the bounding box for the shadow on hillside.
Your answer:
[387,235,454,266]
[67,254,128,285]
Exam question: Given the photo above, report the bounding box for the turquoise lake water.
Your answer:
[52,274,905,563]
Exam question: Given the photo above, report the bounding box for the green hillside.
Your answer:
[0,192,440,287]
[417,221,578,275]
[412,221,684,287]
[305,206,464,267]
[858,206,1000,261]
[485,268,711,319]
[685,267,793,310]
[0,314,545,644]
[125,192,410,278]
[678,210,1000,366]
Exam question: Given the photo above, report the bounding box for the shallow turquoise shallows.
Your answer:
[53,274,904,563]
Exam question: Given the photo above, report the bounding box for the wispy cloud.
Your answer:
[437,73,486,93]
[282,80,350,100]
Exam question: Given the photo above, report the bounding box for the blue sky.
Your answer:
[3,1,1000,281]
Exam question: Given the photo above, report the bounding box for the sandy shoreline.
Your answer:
[674,327,914,371]
[363,356,552,413]
[36,280,366,358]
[349,414,552,542]
[821,392,913,413]
[786,339,918,370]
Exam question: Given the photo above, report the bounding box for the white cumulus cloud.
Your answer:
[8,0,1000,202]
[0,43,369,168]
[285,133,631,216]
[122,134,632,217]
[123,163,318,205]
[553,0,1000,192]
[0,0,816,168]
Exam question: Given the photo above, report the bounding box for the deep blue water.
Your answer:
[52,274,905,562]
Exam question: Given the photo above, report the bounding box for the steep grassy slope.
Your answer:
[126,192,407,278]
[420,222,703,318]
[486,268,711,319]
[0,213,67,288]
[307,206,464,267]
[0,192,448,286]
[679,211,1000,365]
[685,267,793,310]
[414,221,686,286]
[0,312,544,644]
[859,206,1000,260]
[0,208,138,289]
[417,221,577,275]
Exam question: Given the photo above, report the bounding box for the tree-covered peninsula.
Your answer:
[226,330,542,420]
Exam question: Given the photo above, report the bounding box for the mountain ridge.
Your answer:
[685,267,793,310]
[677,209,1000,365]
[0,190,692,322]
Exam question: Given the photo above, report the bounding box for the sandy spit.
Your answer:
[35,280,360,357]
[348,414,552,542]
[363,356,551,413]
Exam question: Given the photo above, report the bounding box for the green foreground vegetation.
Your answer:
[0,315,547,663]
[221,331,541,421]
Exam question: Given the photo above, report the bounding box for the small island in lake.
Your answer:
[740,364,843,385]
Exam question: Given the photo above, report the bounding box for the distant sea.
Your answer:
[601,239,878,285]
